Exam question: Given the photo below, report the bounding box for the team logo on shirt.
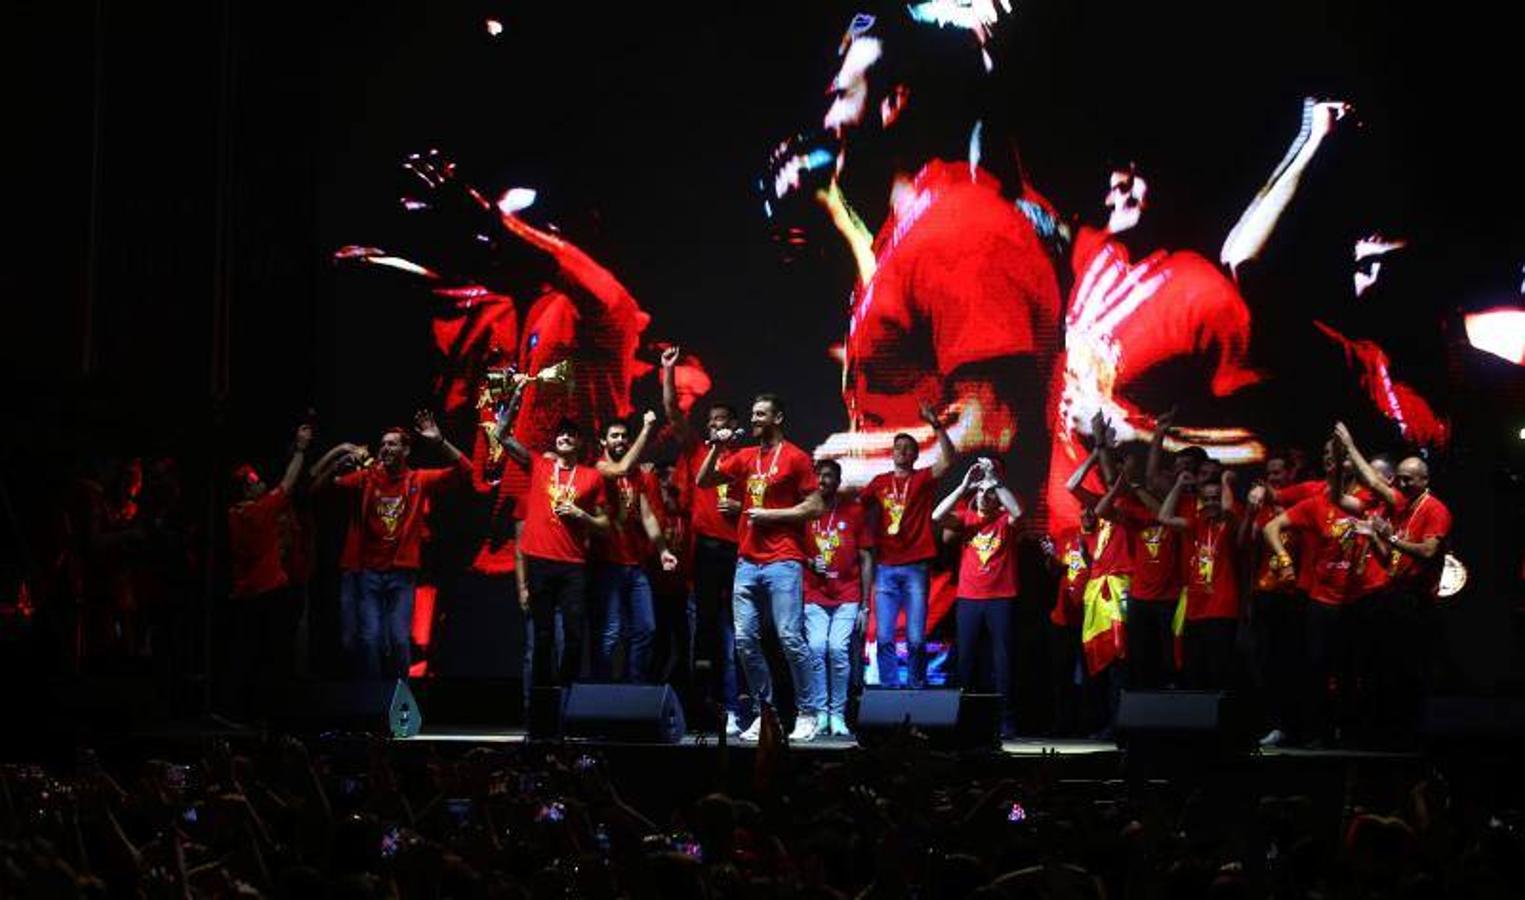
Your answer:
[547,477,576,508]
[1195,544,1215,585]
[614,477,637,524]
[814,523,842,569]
[1141,525,1164,559]
[746,473,768,509]
[970,526,1003,568]
[881,495,905,536]
[375,495,405,538]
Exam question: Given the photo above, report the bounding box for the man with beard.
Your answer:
[804,11,1061,490]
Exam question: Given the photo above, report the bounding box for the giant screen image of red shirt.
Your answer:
[1046,226,1261,534]
[825,160,1060,481]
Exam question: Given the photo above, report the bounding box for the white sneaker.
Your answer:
[817,711,830,733]
[1259,728,1286,748]
[788,715,820,743]
[725,712,743,737]
[737,718,762,743]
[828,714,851,736]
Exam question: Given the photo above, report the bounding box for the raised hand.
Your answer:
[1247,484,1268,508]
[660,549,679,572]
[415,410,442,443]
[918,400,940,428]
[660,345,681,370]
[1310,99,1353,140]
[1332,420,1354,450]
[643,409,658,428]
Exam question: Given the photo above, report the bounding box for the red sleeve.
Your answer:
[1284,497,1320,531]
[861,473,884,503]
[333,470,365,491]
[913,208,1056,376]
[257,486,290,515]
[795,450,820,496]
[1416,502,1452,541]
[1274,480,1325,506]
[1171,251,1259,398]
[718,450,747,482]
[420,457,472,495]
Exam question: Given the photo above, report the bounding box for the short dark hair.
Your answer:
[816,458,842,479]
[892,432,917,447]
[381,426,411,447]
[603,419,630,438]
[555,417,584,440]
[753,393,784,415]
[709,402,739,422]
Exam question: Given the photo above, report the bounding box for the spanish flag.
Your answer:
[1081,574,1128,675]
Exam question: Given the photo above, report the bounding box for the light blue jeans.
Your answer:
[733,560,815,719]
[805,602,859,718]
[874,562,929,688]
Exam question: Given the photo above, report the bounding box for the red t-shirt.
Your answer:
[862,467,938,565]
[1051,528,1095,627]
[1389,490,1452,598]
[594,468,660,566]
[1183,513,1241,620]
[717,441,819,564]
[649,498,693,597]
[335,461,469,571]
[1312,320,1449,450]
[955,508,1021,600]
[1283,492,1371,606]
[1273,480,1328,594]
[675,441,739,544]
[228,488,290,599]
[841,159,1060,445]
[1131,520,1186,602]
[805,497,872,606]
[1347,486,1396,599]
[517,455,607,564]
[1251,502,1295,594]
[469,400,519,576]
[1045,226,1260,535]
[1090,494,1151,578]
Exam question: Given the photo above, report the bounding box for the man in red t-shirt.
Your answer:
[697,393,825,743]
[804,459,874,738]
[661,347,746,733]
[1243,448,1310,747]
[496,378,611,688]
[226,424,311,709]
[590,412,677,682]
[1160,470,1247,690]
[1043,506,1098,735]
[323,413,470,678]
[810,14,1060,495]
[859,401,955,689]
[648,461,695,695]
[935,458,1025,735]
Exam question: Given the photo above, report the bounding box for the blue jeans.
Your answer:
[875,562,929,688]
[353,570,416,678]
[338,571,375,677]
[733,560,814,718]
[805,602,859,718]
[595,564,656,682]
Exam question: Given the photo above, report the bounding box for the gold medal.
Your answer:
[746,472,768,508]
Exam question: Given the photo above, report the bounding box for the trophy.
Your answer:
[481,359,574,406]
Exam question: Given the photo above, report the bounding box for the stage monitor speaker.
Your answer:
[855,689,1001,750]
[1117,690,1245,755]
[419,677,525,729]
[562,683,685,744]
[271,679,423,738]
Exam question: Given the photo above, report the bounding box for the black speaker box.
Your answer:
[562,683,686,743]
[1117,690,1247,754]
[855,689,1001,750]
[270,679,423,738]
[1422,696,1525,745]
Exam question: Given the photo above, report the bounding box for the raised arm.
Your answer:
[1145,407,1176,490]
[1221,99,1352,279]
[1066,447,1103,508]
[1093,471,1129,520]
[1239,485,1266,549]
[493,377,532,468]
[921,400,959,479]
[276,425,314,495]
[933,463,983,524]
[1262,511,1297,584]
[695,433,737,488]
[308,442,362,487]
[1157,471,1192,529]
[597,411,658,479]
[414,410,467,468]
[1332,421,1399,508]
[659,346,689,440]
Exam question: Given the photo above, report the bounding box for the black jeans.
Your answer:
[1181,618,1237,690]
[1304,600,1353,743]
[956,598,1014,731]
[524,557,587,687]
[1126,597,1177,689]
[1251,590,1306,735]
[691,536,739,720]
